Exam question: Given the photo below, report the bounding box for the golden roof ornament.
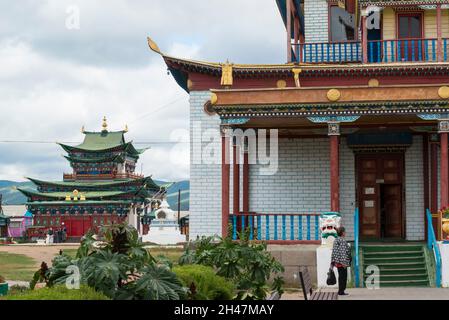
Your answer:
[81,125,85,133]
[102,116,108,132]
[124,124,129,133]
[221,60,233,87]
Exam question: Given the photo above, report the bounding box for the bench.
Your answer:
[298,266,338,301]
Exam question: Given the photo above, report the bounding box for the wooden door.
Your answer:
[381,184,403,238]
[398,13,423,61]
[70,219,84,237]
[357,154,404,239]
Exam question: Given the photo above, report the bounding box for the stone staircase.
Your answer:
[360,244,431,287]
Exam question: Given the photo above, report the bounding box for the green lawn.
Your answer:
[148,247,184,264]
[60,248,78,259]
[0,252,36,281]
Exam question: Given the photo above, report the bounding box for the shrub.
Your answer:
[30,223,186,300]
[0,275,5,283]
[179,228,284,300]
[173,265,235,300]
[6,285,110,300]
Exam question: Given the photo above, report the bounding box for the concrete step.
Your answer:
[364,268,427,275]
[363,251,423,258]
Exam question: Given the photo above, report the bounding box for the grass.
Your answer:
[0,252,36,281]
[5,285,110,300]
[148,247,184,264]
[60,248,78,259]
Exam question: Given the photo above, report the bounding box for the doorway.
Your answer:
[356,153,405,240]
[397,13,423,61]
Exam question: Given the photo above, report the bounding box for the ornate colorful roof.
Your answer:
[58,118,147,156]
[147,37,449,93]
[17,189,131,200]
[63,154,125,164]
[26,176,160,190]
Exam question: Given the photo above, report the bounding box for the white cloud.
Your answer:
[0,0,285,182]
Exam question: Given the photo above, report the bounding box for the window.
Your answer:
[330,5,355,42]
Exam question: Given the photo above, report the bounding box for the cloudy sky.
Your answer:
[0,0,285,182]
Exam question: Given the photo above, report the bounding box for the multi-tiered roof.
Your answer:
[18,119,160,236]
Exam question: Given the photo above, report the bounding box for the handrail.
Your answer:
[229,212,320,242]
[426,208,442,288]
[353,207,360,288]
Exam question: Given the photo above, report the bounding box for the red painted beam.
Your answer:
[330,135,340,212]
[437,4,443,62]
[242,150,249,213]
[431,142,439,236]
[222,135,231,237]
[441,132,448,209]
[286,0,292,63]
[232,143,240,216]
[362,16,368,63]
[423,134,430,241]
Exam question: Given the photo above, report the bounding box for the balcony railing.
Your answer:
[291,38,449,64]
[229,213,320,243]
[292,41,361,63]
[63,172,144,181]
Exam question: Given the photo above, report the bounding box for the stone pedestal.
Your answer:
[316,244,351,289]
[438,242,449,287]
[141,220,186,245]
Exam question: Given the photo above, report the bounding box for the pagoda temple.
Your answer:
[19,117,161,239]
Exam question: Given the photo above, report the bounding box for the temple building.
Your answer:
[150,0,449,287]
[19,117,161,240]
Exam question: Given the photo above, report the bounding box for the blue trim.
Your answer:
[426,208,442,288]
[354,207,360,288]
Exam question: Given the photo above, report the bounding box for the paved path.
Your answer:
[0,245,79,268]
[281,288,449,300]
[336,288,449,300]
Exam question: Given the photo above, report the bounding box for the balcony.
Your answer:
[291,38,449,64]
[63,172,144,181]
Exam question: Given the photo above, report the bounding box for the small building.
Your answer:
[18,118,161,240]
[2,205,32,238]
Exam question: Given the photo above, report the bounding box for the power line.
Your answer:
[0,140,189,145]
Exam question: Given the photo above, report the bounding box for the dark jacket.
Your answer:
[331,237,352,267]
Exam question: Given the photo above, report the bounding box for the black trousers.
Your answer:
[337,267,347,294]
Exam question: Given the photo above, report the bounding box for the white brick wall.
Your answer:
[405,136,425,240]
[189,91,222,239]
[304,0,329,43]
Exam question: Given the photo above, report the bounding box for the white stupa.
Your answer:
[141,198,186,245]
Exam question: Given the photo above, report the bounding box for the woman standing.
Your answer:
[331,227,352,296]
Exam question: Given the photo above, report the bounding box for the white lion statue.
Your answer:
[319,212,342,246]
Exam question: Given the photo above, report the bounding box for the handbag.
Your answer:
[326,266,337,285]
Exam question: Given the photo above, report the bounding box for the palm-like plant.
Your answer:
[30,223,185,300]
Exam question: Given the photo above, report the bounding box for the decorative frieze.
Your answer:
[328,122,341,136]
[438,119,449,133]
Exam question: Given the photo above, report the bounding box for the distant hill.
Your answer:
[0,179,190,211]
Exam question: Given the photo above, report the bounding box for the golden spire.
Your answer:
[124,124,129,133]
[102,116,108,132]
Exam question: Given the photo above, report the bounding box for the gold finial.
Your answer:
[81,125,85,133]
[124,124,129,133]
[102,116,108,132]
[220,61,233,87]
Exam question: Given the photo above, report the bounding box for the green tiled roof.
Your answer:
[26,177,161,191]
[77,131,125,150]
[58,130,147,155]
[26,200,133,206]
[64,154,125,163]
[17,188,131,200]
